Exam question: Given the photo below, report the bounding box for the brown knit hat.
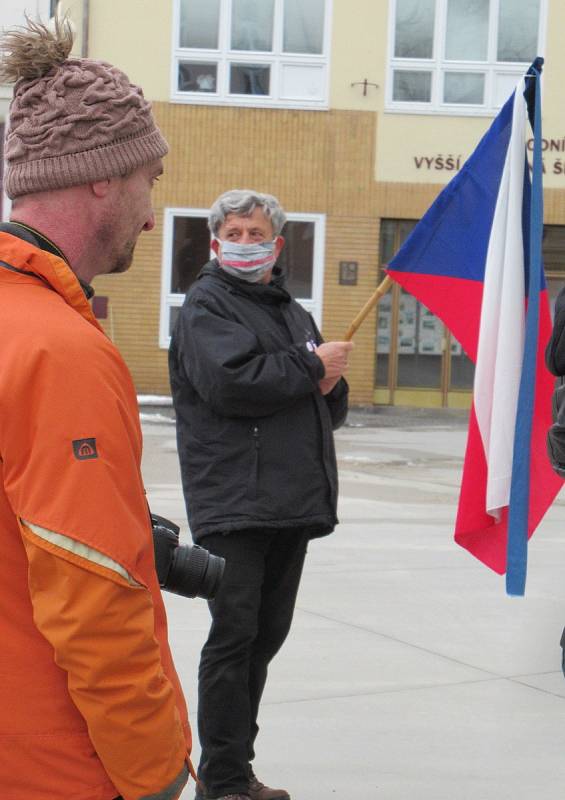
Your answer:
[0,17,168,198]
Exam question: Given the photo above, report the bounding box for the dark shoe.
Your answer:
[248,769,290,800]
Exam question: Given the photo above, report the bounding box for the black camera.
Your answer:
[151,513,225,599]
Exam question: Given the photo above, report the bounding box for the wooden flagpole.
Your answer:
[343,276,393,341]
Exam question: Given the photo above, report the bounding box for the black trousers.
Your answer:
[197,528,308,798]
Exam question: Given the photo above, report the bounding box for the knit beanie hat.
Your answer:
[0,17,168,199]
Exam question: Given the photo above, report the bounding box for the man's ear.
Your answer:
[211,238,220,257]
[274,235,285,259]
[90,179,112,198]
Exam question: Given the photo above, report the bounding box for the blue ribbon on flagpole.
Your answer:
[506,59,544,596]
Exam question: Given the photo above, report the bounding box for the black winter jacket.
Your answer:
[169,261,348,542]
[546,285,565,375]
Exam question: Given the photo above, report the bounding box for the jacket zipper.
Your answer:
[247,425,260,500]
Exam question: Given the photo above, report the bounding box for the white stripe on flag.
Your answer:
[474,78,528,519]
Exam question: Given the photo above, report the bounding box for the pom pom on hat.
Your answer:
[1,16,168,198]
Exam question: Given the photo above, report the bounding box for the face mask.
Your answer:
[217,240,276,283]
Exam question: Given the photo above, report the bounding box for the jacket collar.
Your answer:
[2,222,95,300]
[199,259,291,304]
[0,231,101,330]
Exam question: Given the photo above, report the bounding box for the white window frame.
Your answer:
[159,207,326,348]
[171,0,332,110]
[283,211,326,327]
[386,0,548,116]
[160,207,210,349]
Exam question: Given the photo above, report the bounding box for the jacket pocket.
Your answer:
[246,424,260,500]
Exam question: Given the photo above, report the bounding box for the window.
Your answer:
[160,208,325,347]
[387,0,546,115]
[172,0,331,108]
[376,219,474,395]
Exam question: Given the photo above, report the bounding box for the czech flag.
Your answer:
[386,59,562,595]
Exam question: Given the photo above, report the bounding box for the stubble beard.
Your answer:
[109,240,136,274]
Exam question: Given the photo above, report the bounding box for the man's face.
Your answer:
[98,159,163,275]
[212,207,285,282]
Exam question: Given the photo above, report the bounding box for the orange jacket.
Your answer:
[0,232,191,800]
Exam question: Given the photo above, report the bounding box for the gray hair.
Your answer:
[208,189,287,237]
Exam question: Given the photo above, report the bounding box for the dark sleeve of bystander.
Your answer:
[546,285,565,375]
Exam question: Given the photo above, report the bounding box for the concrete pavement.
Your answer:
[141,408,565,800]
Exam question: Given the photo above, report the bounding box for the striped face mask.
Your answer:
[217,240,276,283]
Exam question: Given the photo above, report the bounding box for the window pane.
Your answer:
[497,0,540,62]
[379,220,397,265]
[445,0,488,60]
[398,220,417,244]
[493,72,522,107]
[393,70,432,102]
[231,0,274,51]
[171,216,210,294]
[397,294,442,388]
[543,226,565,273]
[394,0,435,58]
[376,220,418,389]
[179,0,220,49]
[230,64,270,95]
[375,290,392,387]
[283,0,325,54]
[277,221,314,298]
[449,336,474,389]
[178,62,218,92]
[443,72,485,104]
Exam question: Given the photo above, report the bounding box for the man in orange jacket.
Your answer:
[0,18,191,800]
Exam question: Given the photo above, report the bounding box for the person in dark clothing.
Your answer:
[169,190,352,800]
[545,285,565,677]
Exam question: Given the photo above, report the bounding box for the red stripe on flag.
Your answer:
[386,271,483,362]
[385,271,562,572]
[454,294,561,573]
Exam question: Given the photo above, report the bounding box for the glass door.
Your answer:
[374,218,474,407]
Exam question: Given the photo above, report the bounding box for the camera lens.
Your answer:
[167,543,225,599]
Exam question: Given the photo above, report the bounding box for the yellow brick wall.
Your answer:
[93,104,391,402]
[93,210,169,393]
[92,101,565,404]
[545,188,565,223]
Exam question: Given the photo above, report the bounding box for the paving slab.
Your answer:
[140,407,565,800]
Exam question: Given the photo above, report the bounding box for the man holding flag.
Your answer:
[382,58,562,595]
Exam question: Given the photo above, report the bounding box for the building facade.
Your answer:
[3,0,565,406]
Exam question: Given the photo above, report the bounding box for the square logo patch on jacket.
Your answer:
[72,438,98,460]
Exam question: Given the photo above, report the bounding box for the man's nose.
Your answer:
[239,231,253,243]
[143,211,156,232]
